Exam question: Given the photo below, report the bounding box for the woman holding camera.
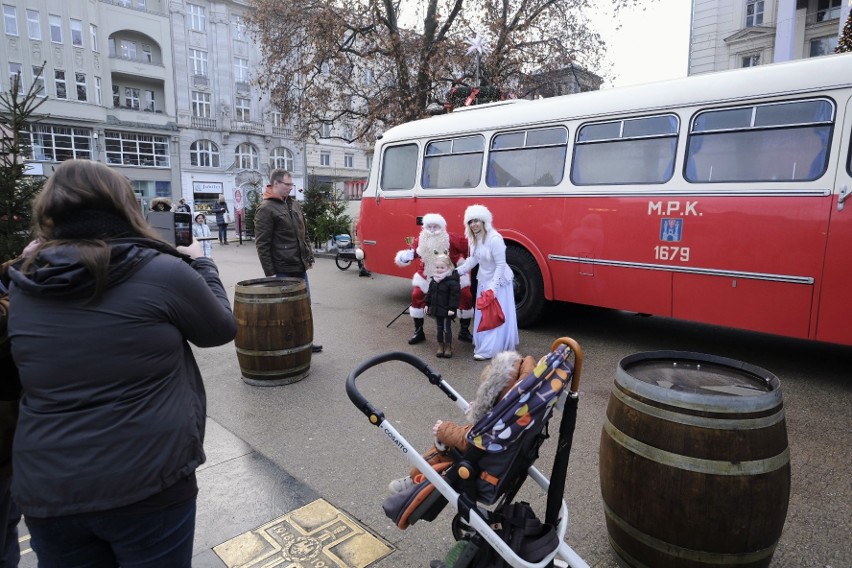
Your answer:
[6,159,236,567]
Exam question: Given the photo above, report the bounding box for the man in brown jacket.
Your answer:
[254,168,322,352]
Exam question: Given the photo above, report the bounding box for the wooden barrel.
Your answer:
[599,351,790,568]
[233,277,313,386]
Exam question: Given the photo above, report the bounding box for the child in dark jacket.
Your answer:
[424,254,460,358]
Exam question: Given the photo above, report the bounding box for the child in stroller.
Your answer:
[347,338,586,567]
[387,351,536,493]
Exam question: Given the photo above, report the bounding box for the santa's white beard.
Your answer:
[417,230,450,277]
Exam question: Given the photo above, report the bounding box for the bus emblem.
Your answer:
[660,219,683,242]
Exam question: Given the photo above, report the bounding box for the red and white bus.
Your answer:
[357,54,852,346]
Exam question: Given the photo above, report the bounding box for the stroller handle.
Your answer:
[551,337,583,394]
[346,351,455,426]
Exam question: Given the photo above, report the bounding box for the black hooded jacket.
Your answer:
[7,239,236,517]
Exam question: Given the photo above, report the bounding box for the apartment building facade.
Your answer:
[690,0,852,74]
[2,0,371,214]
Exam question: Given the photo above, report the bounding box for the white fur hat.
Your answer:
[463,204,493,232]
[421,213,446,229]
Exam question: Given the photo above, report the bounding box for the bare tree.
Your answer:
[247,0,647,143]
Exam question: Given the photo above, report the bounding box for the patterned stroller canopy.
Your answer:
[468,343,575,453]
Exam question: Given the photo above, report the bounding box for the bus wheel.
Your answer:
[506,246,545,328]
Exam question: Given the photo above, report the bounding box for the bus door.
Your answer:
[358,142,420,277]
[816,95,852,345]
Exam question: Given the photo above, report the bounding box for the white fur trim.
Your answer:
[464,204,493,230]
[458,308,474,319]
[409,307,425,318]
[466,351,521,423]
[421,213,447,228]
[412,272,429,293]
[395,248,414,267]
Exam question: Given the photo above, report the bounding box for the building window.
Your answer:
[70,19,83,47]
[191,91,211,117]
[112,84,119,107]
[344,153,354,168]
[234,57,249,82]
[235,143,258,170]
[235,97,250,121]
[120,39,137,60]
[90,24,98,51]
[94,76,102,104]
[26,9,39,40]
[809,36,838,57]
[75,72,87,101]
[124,87,140,109]
[190,140,220,167]
[187,3,206,31]
[48,14,61,43]
[32,65,45,97]
[104,130,170,167]
[270,147,294,170]
[320,122,331,138]
[8,62,21,94]
[54,70,66,99]
[144,89,155,111]
[271,111,284,127]
[816,0,842,22]
[28,124,92,161]
[742,54,760,67]
[232,16,246,41]
[3,5,17,36]
[141,44,152,63]
[320,151,331,166]
[746,0,763,27]
[190,49,207,76]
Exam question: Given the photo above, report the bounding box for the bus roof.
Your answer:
[380,54,852,142]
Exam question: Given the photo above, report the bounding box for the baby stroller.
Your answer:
[333,234,363,271]
[346,338,589,568]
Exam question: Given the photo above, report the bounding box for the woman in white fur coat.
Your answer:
[455,204,519,360]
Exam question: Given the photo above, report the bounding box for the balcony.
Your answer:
[232,120,264,134]
[806,7,842,25]
[272,126,293,137]
[109,55,166,81]
[192,116,217,130]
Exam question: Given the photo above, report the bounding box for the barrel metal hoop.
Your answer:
[233,292,310,304]
[235,342,312,357]
[611,385,786,430]
[603,419,790,475]
[240,362,311,376]
[603,502,778,565]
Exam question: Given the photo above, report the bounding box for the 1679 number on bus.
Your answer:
[654,246,690,262]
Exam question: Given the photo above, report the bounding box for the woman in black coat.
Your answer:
[211,194,229,245]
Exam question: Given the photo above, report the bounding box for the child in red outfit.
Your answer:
[388,351,536,493]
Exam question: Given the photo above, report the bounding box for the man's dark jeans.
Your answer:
[26,498,196,568]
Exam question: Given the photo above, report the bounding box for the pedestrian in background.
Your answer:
[150,197,172,212]
[192,213,213,258]
[254,168,323,353]
[6,159,236,567]
[455,204,519,361]
[211,194,229,245]
[175,198,192,213]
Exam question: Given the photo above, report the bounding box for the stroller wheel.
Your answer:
[335,255,353,270]
[451,513,477,542]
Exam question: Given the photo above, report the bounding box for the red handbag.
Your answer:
[475,289,505,332]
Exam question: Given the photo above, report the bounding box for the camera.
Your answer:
[148,211,193,247]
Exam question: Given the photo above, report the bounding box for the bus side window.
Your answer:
[422,135,484,189]
[685,98,833,183]
[486,126,567,188]
[380,144,419,190]
[571,115,678,186]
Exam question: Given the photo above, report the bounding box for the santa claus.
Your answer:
[395,213,474,344]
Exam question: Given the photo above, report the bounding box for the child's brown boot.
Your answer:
[436,343,445,358]
[443,344,453,358]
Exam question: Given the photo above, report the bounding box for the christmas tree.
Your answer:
[837,9,852,53]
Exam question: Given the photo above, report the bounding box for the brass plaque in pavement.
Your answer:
[213,498,394,568]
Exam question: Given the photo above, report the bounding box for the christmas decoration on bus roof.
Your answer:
[442,31,505,112]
